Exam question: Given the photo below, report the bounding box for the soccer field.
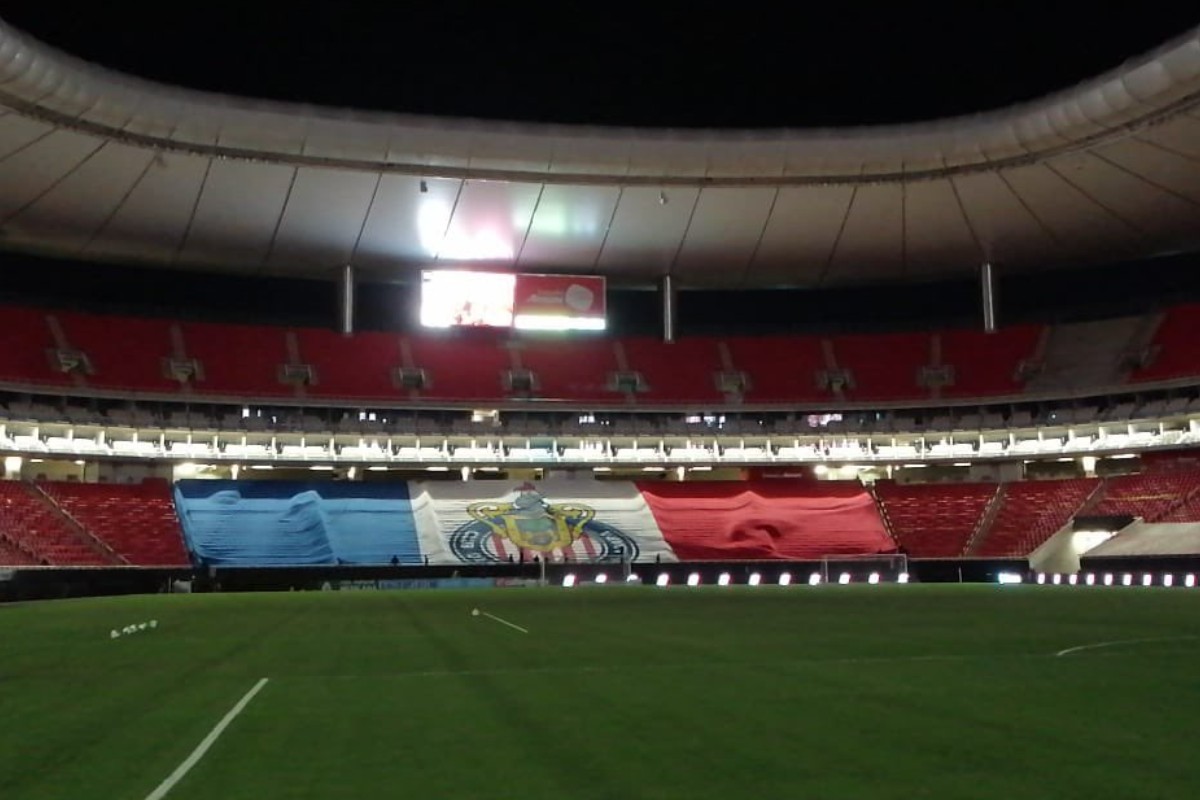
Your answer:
[2,585,1199,799]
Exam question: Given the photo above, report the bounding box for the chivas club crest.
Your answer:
[448,483,638,563]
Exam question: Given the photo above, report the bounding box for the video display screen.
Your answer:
[420,271,605,331]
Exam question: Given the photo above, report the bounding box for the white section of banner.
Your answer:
[409,480,677,565]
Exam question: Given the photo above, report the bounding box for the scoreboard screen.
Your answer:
[419,270,515,328]
[420,270,605,331]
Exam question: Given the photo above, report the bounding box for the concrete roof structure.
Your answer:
[0,19,1197,288]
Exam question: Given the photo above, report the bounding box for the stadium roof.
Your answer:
[0,18,1197,289]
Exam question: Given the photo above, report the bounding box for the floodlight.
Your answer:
[626,573,640,584]
[778,572,792,586]
[1068,574,1078,585]
[1036,573,1046,585]
[748,572,762,586]
[1187,574,1197,588]
[562,573,576,588]
[1085,573,1095,586]
[594,573,608,585]
[1052,573,1062,585]
[687,573,701,587]
[808,572,821,586]
[1142,573,1153,587]
[1104,573,1114,586]
[656,573,670,587]
[897,572,910,584]
[868,572,880,585]
[1163,574,1174,587]
[1123,574,1133,586]
[997,572,1023,585]
[717,572,731,587]
[838,572,851,585]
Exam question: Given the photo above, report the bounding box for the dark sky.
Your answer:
[4,7,1196,128]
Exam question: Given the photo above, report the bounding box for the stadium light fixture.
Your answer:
[594,573,608,585]
[1123,574,1134,587]
[626,573,640,584]
[897,572,910,584]
[1187,574,1197,588]
[1052,573,1062,585]
[1163,574,1174,587]
[687,573,701,587]
[838,572,851,585]
[1036,573,1046,585]
[1104,573,1114,586]
[562,573,577,588]
[1068,574,1078,585]
[1142,573,1153,587]
[997,572,1023,585]
[867,572,880,585]
[808,572,821,586]
[717,572,731,587]
[1084,573,1095,586]
[748,572,762,587]
[778,572,792,586]
[656,573,670,587]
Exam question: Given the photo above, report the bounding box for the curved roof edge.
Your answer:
[0,19,1198,185]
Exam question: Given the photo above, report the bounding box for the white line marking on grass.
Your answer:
[479,611,529,634]
[143,678,269,800]
[1055,635,1198,658]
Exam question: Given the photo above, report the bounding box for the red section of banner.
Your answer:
[513,274,606,318]
[638,480,895,560]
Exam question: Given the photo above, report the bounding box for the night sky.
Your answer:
[5,7,1196,128]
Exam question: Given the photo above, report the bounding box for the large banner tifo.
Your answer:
[410,480,678,564]
[638,481,895,560]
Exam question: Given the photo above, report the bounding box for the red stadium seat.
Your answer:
[874,481,996,558]
[973,478,1099,557]
[38,479,189,566]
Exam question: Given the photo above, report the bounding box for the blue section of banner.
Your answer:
[174,481,421,566]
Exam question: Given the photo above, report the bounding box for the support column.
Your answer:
[337,264,356,336]
[980,262,997,333]
[661,274,677,343]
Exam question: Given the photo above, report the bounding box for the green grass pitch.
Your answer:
[2,584,1199,799]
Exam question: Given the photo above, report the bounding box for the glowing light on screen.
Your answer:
[420,271,515,328]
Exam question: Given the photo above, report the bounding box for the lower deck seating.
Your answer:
[874,481,996,558]
[0,481,108,565]
[974,478,1099,557]
[40,479,189,566]
[0,536,38,566]
[1091,470,1200,522]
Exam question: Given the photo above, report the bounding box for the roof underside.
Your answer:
[0,20,1197,289]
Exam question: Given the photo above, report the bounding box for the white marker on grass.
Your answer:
[472,608,529,633]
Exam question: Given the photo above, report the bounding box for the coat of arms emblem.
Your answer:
[448,483,638,563]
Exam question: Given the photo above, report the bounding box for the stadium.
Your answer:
[1,11,1200,798]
